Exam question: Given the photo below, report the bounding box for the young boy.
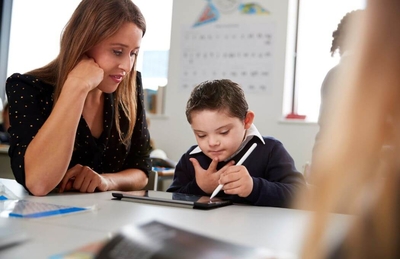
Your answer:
[167,79,306,207]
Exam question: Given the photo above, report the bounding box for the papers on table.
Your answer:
[0,200,89,218]
[0,181,19,200]
[0,182,91,219]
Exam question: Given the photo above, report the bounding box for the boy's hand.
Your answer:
[190,158,234,194]
[219,165,253,197]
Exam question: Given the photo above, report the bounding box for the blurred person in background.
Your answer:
[307,9,364,184]
[297,0,400,258]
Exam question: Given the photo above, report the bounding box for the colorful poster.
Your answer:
[193,0,270,27]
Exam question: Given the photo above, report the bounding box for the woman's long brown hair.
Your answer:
[27,0,146,147]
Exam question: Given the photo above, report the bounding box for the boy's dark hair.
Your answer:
[185,79,248,124]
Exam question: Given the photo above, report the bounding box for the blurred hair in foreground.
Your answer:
[295,0,400,258]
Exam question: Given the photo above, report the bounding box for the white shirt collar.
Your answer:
[189,124,265,161]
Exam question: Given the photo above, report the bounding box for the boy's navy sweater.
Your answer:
[167,136,306,207]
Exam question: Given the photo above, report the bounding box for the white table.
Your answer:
[0,178,351,258]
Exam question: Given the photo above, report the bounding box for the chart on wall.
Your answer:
[179,0,275,93]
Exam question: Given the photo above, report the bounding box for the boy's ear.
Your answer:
[244,110,255,129]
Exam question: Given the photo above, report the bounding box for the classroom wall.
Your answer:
[148,0,319,171]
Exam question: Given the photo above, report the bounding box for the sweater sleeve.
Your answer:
[234,140,306,207]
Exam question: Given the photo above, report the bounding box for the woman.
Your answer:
[298,0,400,258]
[6,0,152,196]
[309,9,364,184]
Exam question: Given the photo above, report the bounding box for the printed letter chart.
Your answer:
[180,22,275,93]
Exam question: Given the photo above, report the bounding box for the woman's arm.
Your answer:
[59,166,148,192]
[13,58,103,196]
[24,83,88,195]
[102,168,149,191]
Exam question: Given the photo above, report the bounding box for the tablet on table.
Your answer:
[112,190,232,210]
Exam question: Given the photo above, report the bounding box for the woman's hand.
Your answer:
[65,55,104,92]
[58,164,110,193]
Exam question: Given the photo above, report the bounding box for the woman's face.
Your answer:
[86,22,142,93]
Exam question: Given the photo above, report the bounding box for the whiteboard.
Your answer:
[169,0,287,95]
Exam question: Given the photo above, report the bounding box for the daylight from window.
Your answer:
[295,0,366,122]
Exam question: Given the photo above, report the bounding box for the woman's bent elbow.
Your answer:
[25,176,54,196]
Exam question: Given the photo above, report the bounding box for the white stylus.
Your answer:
[209,143,258,199]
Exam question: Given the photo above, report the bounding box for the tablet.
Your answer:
[112,191,232,210]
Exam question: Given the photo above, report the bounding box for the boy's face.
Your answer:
[190,109,253,161]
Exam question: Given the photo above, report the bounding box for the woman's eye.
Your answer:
[130,51,138,57]
[197,135,206,139]
[113,50,123,56]
[220,131,229,135]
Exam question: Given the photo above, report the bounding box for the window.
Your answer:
[8,0,82,77]
[288,0,366,122]
[134,0,172,115]
[0,0,12,106]
[134,0,172,91]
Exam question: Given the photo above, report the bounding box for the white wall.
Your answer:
[149,0,319,171]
